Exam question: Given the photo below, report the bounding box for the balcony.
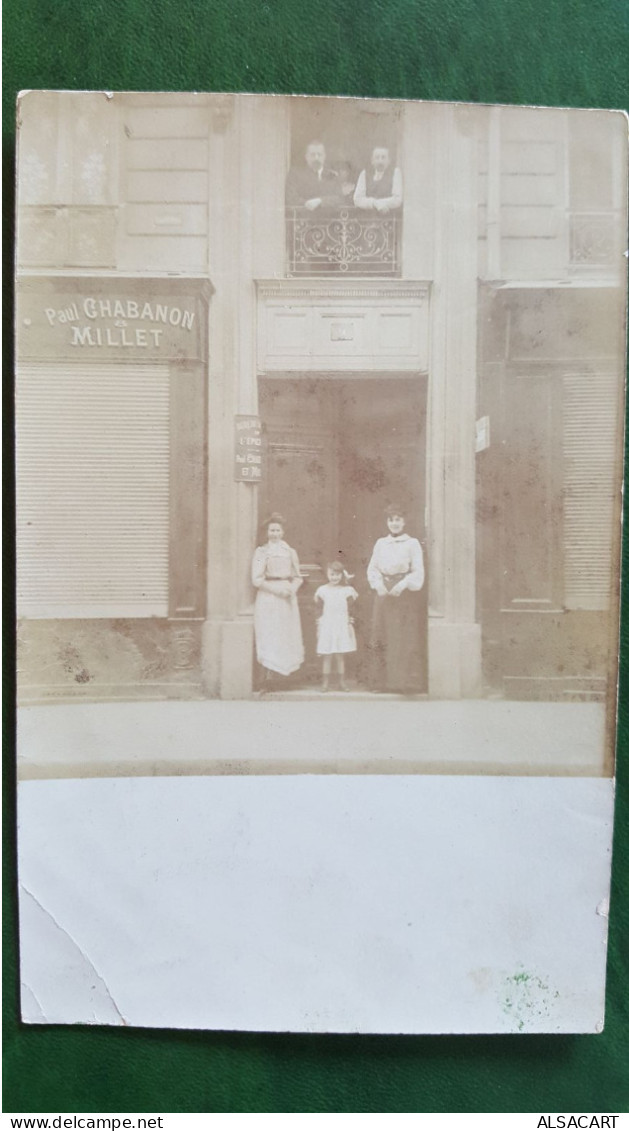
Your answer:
[18,205,117,269]
[286,206,402,277]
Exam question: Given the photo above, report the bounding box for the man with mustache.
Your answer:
[285,140,341,210]
[354,145,403,213]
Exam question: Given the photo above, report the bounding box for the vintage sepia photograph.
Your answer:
[15,92,627,776]
[14,91,628,1035]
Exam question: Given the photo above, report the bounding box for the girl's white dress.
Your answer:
[314,583,358,655]
[252,540,304,676]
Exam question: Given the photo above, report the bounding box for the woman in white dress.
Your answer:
[314,561,358,691]
[251,514,304,680]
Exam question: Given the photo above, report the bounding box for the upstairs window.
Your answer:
[285,99,403,277]
[568,113,625,275]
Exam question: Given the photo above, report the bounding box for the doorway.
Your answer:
[258,375,428,689]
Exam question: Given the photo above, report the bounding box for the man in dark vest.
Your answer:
[354,146,403,213]
[285,141,341,210]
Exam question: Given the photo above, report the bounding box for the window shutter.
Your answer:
[563,371,618,610]
[17,363,170,618]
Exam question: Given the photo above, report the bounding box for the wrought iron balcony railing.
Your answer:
[286,206,402,277]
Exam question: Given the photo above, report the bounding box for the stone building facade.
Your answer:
[15,93,627,702]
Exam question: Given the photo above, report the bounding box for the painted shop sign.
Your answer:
[17,287,207,361]
[234,415,264,482]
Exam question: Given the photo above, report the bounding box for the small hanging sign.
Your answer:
[234,415,264,482]
[475,415,491,453]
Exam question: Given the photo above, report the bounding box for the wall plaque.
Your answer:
[234,415,264,482]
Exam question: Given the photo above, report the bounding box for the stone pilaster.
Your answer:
[427,104,482,697]
[202,95,290,698]
[203,95,240,696]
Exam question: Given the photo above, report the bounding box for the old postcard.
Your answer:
[15,92,627,1032]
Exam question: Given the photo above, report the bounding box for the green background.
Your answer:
[3,0,629,1113]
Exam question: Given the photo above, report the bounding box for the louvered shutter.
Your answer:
[563,371,619,610]
[17,363,170,618]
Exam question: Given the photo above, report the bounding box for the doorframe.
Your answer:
[255,370,429,692]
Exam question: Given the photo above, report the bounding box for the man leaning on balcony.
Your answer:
[354,146,403,213]
[285,141,341,211]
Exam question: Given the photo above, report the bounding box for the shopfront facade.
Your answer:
[16,93,625,703]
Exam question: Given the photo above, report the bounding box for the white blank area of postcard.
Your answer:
[18,774,612,1034]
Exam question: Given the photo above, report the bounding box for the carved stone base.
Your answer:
[428,620,482,699]
[19,615,481,702]
[202,617,255,700]
[17,618,203,703]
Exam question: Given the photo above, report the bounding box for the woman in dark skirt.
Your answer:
[366,505,426,694]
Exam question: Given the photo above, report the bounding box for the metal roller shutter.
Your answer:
[563,371,618,611]
[17,363,170,618]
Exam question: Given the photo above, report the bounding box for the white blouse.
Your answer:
[367,533,424,592]
[252,541,301,587]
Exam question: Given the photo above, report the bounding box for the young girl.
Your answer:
[314,562,358,692]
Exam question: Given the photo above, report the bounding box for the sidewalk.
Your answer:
[17,697,609,779]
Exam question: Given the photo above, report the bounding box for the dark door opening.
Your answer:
[258,375,427,690]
